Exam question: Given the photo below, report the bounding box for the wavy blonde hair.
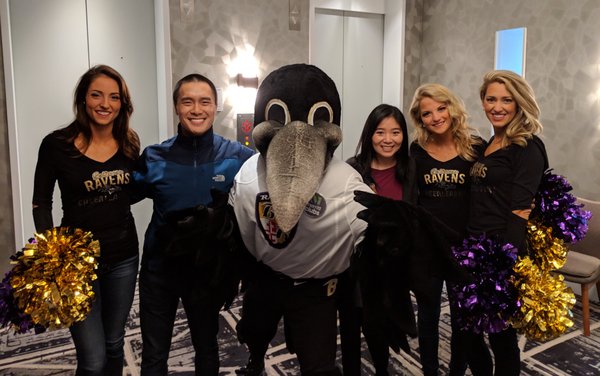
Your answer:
[409,83,481,161]
[479,70,543,148]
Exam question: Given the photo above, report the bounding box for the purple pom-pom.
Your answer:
[0,271,40,334]
[450,234,520,334]
[532,170,591,243]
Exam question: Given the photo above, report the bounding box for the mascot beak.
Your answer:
[252,64,342,233]
[254,120,341,232]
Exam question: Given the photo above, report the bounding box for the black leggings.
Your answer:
[462,327,520,376]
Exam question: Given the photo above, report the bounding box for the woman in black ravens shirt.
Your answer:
[32,65,140,375]
[408,83,485,376]
[465,70,548,375]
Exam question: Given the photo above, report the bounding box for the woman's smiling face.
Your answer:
[371,116,403,160]
[85,75,121,128]
[482,82,516,130]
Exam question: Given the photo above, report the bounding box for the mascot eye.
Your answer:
[265,99,290,125]
[308,101,334,125]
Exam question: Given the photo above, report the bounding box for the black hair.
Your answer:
[349,104,409,187]
[172,73,218,106]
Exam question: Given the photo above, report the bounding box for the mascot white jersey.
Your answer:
[230,154,369,279]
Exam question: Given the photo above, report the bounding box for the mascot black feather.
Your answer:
[353,190,470,355]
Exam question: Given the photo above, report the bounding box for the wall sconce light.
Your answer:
[236,74,259,89]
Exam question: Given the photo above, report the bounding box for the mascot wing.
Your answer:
[353,190,471,354]
[156,189,254,310]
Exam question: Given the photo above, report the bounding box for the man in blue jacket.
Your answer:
[134,73,254,375]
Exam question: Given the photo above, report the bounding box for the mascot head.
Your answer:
[252,64,342,232]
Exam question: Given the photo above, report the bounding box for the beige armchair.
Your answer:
[555,197,600,336]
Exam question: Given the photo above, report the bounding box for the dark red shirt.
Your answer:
[371,166,403,200]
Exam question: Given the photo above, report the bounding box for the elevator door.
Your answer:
[3,0,159,246]
[312,9,384,160]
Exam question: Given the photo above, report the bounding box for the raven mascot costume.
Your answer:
[162,64,467,375]
[229,64,371,375]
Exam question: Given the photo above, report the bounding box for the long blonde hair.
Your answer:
[409,83,481,161]
[479,70,543,148]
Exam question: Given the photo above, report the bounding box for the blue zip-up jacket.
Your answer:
[134,126,254,262]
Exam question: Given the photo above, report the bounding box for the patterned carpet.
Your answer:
[1,285,599,375]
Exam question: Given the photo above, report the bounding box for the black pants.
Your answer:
[337,270,390,376]
[457,327,520,376]
[415,277,444,376]
[447,328,492,376]
[237,267,340,375]
[139,258,222,376]
[489,327,520,376]
[336,270,362,376]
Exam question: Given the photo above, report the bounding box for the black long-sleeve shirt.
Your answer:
[467,135,548,250]
[32,132,138,265]
[411,140,484,239]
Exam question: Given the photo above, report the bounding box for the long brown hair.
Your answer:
[58,64,139,159]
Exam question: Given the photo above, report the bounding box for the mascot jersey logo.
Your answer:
[255,191,326,248]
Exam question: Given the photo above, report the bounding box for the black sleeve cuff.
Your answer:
[32,206,54,233]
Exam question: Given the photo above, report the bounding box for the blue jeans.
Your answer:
[69,255,139,376]
[416,277,444,376]
[139,257,221,376]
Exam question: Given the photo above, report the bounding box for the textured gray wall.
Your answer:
[403,0,423,124]
[403,0,600,200]
[169,0,309,140]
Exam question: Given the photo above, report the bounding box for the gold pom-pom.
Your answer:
[9,227,100,330]
[527,221,567,271]
[511,256,575,341]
